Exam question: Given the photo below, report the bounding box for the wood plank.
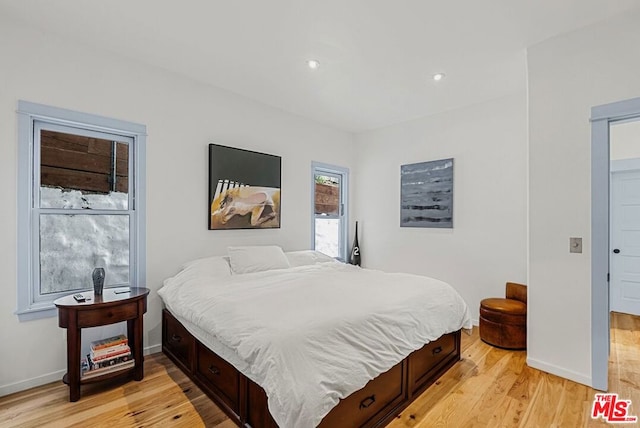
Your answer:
[315,203,339,215]
[40,130,129,192]
[552,380,595,428]
[41,146,128,177]
[459,352,524,427]
[500,364,542,426]
[41,130,98,153]
[1,313,638,427]
[41,132,129,171]
[41,166,128,194]
[314,183,339,214]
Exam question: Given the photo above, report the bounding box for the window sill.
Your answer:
[16,305,57,322]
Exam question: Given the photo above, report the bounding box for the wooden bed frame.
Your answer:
[162,309,461,428]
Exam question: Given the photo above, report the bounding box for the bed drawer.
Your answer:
[409,332,457,393]
[319,361,405,428]
[163,310,194,371]
[196,344,240,413]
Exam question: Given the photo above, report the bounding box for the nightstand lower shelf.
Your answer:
[62,363,137,385]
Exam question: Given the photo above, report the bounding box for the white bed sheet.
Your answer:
[158,262,471,428]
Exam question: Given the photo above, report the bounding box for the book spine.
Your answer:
[90,347,131,362]
[86,353,116,370]
[90,353,132,369]
[87,360,134,374]
[91,344,129,358]
[86,355,132,372]
[91,335,128,351]
[91,339,128,351]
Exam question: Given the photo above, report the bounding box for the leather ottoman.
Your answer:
[479,297,526,350]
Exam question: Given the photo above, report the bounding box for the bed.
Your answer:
[158,247,472,428]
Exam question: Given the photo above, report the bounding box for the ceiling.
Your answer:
[2,0,640,133]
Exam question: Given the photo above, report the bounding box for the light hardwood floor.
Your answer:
[1,313,638,427]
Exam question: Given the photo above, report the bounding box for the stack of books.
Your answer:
[81,334,134,379]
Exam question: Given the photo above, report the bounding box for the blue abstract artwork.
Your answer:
[401,158,453,228]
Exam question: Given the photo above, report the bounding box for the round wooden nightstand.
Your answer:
[54,287,150,402]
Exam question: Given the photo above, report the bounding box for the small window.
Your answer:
[17,101,146,320]
[312,162,349,261]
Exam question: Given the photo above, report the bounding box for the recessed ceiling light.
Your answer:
[433,73,446,81]
[307,59,320,70]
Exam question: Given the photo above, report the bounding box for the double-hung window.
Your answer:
[17,101,146,320]
[312,162,349,261]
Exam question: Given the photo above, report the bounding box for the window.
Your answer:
[312,162,349,261]
[17,101,146,320]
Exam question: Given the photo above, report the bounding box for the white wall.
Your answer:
[528,9,640,386]
[353,92,528,323]
[0,18,355,395]
[611,120,640,160]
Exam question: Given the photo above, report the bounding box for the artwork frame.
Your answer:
[400,158,454,228]
[208,144,281,230]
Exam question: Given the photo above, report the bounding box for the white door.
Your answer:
[610,168,640,315]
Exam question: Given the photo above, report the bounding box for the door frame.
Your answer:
[591,96,640,391]
[311,161,350,261]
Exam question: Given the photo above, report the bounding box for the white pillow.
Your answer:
[286,250,336,267]
[227,245,290,274]
[181,255,231,277]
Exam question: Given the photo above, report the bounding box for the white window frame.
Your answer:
[16,101,147,321]
[311,162,349,261]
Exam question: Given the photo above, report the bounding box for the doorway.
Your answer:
[591,97,640,391]
[610,120,640,316]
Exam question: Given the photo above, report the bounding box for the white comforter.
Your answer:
[158,262,471,428]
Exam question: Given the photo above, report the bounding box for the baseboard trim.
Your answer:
[0,343,162,397]
[145,343,162,356]
[0,369,67,397]
[526,356,592,388]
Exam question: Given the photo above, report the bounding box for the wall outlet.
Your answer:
[570,237,582,253]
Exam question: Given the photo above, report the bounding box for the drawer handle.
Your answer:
[171,334,182,343]
[359,395,376,410]
[208,365,221,376]
[432,346,442,355]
